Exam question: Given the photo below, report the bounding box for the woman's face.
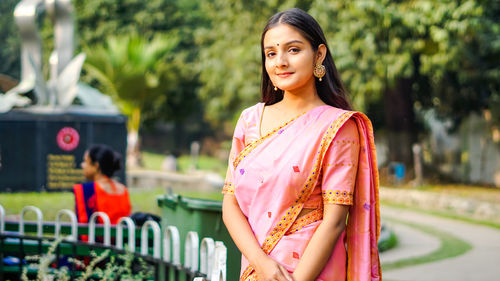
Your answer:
[81,151,99,180]
[263,24,318,94]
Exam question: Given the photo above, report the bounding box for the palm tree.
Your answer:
[84,34,179,167]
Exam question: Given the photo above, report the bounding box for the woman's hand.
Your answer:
[253,255,295,281]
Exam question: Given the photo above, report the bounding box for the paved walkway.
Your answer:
[380,221,440,264]
[380,206,500,281]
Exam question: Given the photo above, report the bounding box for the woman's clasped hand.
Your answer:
[254,255,295,281]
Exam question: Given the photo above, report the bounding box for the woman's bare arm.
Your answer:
[292,204,349,281]
[222,194,293,281]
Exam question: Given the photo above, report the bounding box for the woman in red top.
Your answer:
[74,144,131,225]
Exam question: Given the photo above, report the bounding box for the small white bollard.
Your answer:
[116,217,136,252]
[163,225,181,265]
[200,237,215,279]
[55,209,77,241]
[88,212,111,245]
[185,231,199,272]
[140,220,161,258]
[211,241,227,281]
[0,204,5,234]
[19,206,43,237]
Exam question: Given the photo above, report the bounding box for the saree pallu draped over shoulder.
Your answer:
[223,103,381,281]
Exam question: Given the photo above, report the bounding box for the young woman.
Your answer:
[74,144,131,226]
[222,8,381,281]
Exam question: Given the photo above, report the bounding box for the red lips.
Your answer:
[277,72,293,78]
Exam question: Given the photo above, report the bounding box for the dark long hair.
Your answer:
[260,8,352,110]
[87,144,122,177]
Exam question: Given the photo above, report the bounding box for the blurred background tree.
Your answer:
[0,0,21,83]
[83,34,180,167]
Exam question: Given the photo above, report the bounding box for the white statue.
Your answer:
[0,0,116,113]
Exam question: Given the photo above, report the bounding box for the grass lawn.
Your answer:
[141,151,227,178]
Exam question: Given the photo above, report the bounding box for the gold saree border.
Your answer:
[243,274,258,281]
[285,208,323,235]
[240,111,354,280]
[232,112,305,169]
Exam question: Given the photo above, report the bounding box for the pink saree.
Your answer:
[223,103,381,281]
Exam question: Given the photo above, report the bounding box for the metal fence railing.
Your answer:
[0,204,226,281]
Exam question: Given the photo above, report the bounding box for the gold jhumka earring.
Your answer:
[313,64,326,81]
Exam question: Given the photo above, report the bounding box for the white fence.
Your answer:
[0,204,226,281]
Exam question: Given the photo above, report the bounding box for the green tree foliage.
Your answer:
[0,0,21,80]
[74,0,178,44]
[74,0,206,133]
[83,33,185,165]
[313,0,500,122]
[83,34,180,127]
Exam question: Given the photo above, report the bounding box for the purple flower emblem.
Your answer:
[363,203,370,211]
[239,169,245,175]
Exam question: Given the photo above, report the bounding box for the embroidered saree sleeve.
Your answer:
[222,113,247,195]
[321,119,360,205]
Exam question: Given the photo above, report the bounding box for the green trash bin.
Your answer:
[157,194,240,280]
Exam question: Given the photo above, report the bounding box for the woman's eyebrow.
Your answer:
[284,40,304,45]
[264,39,305,49]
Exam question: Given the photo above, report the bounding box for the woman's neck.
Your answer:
[93,173,108,182]
[281,90,324,113]
[280,77,324,112]
[94,173,121,193]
